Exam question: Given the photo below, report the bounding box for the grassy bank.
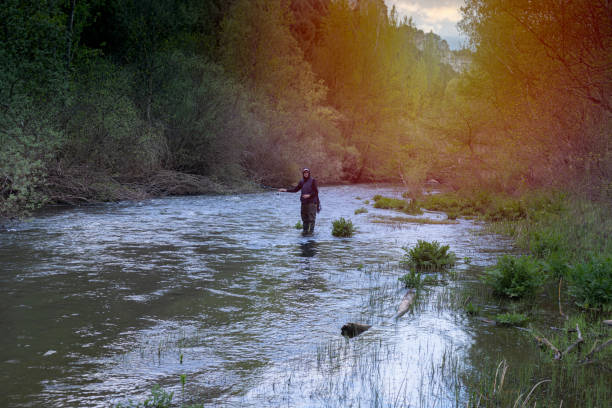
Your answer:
[421,189,612,407]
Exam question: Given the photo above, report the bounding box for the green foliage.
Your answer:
[494,312,528,327]
[401,240,456,270]
[568,256,612,311]
[374,196,406,210]
[373,195,423,215]
[482,255,544,299]
[115,385,173,408]
[354,207,368,214]
[294,221,303,230]
[398,271,422,288]
[332,217,355,237]
[464,302,481,316]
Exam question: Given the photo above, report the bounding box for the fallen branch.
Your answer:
[395,289,416,319]
[562,324,583,356]
[533,333,562,360]
[583,338,612,362]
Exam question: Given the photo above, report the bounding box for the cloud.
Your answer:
[420,6,461,23]
[385,0,466,45]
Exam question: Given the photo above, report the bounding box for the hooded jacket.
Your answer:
[287,177,319,205]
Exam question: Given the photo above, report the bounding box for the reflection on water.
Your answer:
[0,184,513,407]
[299,240,318,258]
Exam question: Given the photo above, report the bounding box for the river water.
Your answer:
[0,185,515,407]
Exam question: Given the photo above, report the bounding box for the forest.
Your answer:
[1,0,610,216]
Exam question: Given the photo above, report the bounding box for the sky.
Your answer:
[384,0,466,49]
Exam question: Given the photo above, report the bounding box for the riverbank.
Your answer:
[416,189,612,406]
[1,168,265,222]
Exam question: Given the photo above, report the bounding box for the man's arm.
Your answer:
[278,180,303,193]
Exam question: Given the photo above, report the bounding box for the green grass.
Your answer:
[481,255,544,299]
[332,217,356,237]
[372,195,423,215]
[115,385,174,408]
[354,207,368,215]
[294,221,303,229]
[370,215,457,225]
[494,312,528,326]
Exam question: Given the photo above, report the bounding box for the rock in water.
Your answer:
[341,322,371,338]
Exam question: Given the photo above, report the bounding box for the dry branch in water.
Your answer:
[395,290,416,319]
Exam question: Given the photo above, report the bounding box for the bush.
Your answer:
[399,271,422,288]
[495,312,528,326]
[332,217,355,237]
[354,207,368,214]
[568,256,612,311]
[529,230,563,259]
[464,302,481,315]
[482,255,544,298]
[401,240,456,270]
[294,221,303,229]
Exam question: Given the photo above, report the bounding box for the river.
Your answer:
[0,184,515,407]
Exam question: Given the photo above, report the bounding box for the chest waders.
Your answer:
[301,202,317,234]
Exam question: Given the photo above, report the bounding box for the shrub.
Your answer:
[294,221,303,229]
[399,271,422,288]
[464,302,481,316]
[332,217,355,237]
[529,230,563,259]
[354,207,368,214]
[482,255,544,298]
[495,312,528,326]
[568,256,612,311]
[401,240,456,270]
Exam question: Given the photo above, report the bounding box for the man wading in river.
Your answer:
[279,168,321,234]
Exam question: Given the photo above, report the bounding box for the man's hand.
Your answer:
[278,188,287,192]
[302,194,311,199]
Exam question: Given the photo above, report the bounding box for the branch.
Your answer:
[583,338,612,362]
[562,324,584,356]
[533,333,562,360]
